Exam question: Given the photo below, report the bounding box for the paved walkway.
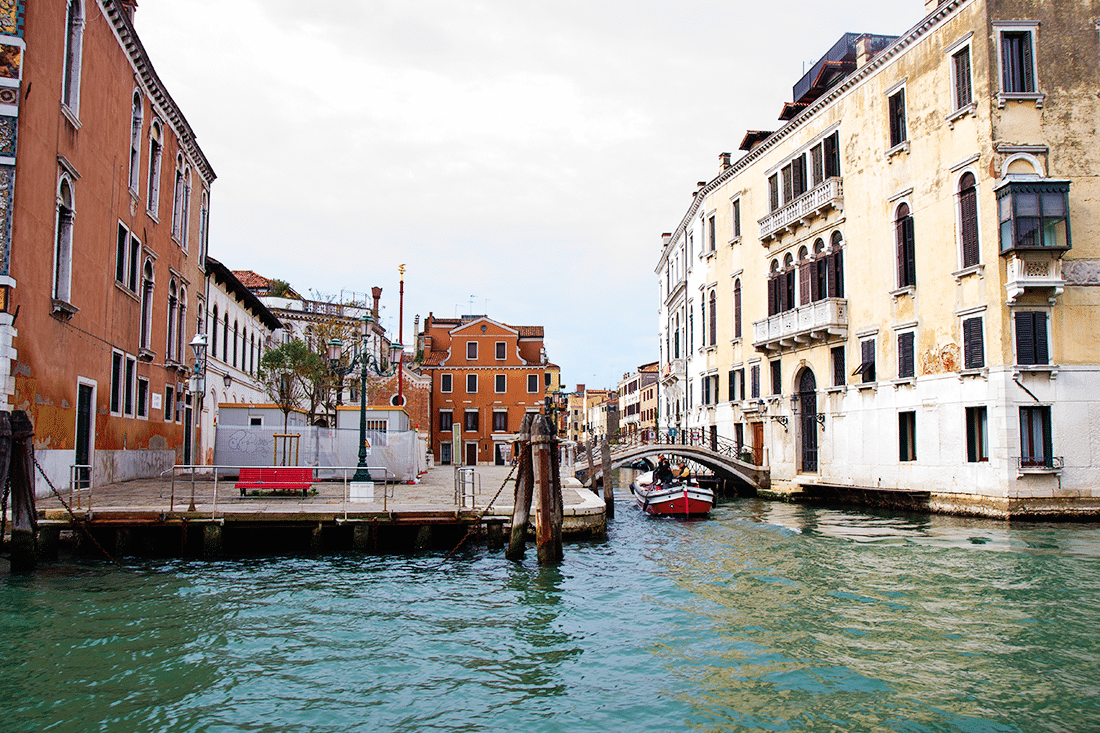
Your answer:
[37,464,596,517]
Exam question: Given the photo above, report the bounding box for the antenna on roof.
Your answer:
[469,295,476,314]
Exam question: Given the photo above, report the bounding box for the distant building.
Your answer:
[5,1,215,490]
[656,0,1100,515]
[420,313,548,465]
[617,361,659,438]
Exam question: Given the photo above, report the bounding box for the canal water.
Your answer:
[3,475,1099,732]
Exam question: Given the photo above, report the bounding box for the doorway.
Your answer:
[440,442,452,465]
[751,422,764,465]
[798,369,818,472]
[465,441,478,466]
[75,383,93,489]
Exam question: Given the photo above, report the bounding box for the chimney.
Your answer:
[119,0,138,22]
[661,232,672,248]
[371,286,382,318]
[855,35,874,68]
[718,152,732,172]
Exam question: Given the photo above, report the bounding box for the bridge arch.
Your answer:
[576,443,769,492]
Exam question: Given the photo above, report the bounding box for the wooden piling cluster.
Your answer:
[0,411,38,572]
[506,413,564,564]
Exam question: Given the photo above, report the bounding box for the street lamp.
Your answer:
[327,313,400,482]
[187,333,207,512]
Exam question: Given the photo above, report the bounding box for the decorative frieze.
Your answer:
[1064,259,1100,286]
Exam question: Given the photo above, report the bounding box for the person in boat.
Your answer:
[677,461,691,481]
[654,455,674,487]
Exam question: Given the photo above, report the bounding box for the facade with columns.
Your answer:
[657,0,1100,516]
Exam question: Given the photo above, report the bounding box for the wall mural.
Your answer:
[0,0,21,38]
[0,165,12,275]
[0,43,19,79]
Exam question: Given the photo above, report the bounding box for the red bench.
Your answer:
[236,467,313,497]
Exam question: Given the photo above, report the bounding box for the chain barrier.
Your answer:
[34,455,121,567]
[442,461,518,562]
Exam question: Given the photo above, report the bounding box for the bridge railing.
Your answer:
[578,430,755,466]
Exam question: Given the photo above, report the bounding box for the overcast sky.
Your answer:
[136,0,920,390]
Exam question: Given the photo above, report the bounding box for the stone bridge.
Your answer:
[572,433,769,491]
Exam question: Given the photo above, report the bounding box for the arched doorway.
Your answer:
[798,369,818,472]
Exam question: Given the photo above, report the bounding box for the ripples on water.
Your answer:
[2,488,1099,732]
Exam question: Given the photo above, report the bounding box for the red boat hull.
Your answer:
[631,472,714,517]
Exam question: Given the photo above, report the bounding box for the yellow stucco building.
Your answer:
[657,0,1100,517]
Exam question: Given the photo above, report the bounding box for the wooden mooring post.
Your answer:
[505,414,563,564]
[600,438,614,519]
[585,438,596,492]
[2,411,37,572]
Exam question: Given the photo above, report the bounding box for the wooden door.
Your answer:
[465,442,478,466]
[751,422,764,466]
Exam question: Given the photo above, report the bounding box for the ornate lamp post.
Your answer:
[327,313,401,483]
[187,333,207,512]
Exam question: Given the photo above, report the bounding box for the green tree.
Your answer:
[258,339,323,435]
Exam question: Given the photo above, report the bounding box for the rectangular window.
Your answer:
[731,199,741,238]
[966,406,988,463]
[898,332,915,379]
[768,173,779,211]
[781,163,794,205]
[953,46,973,110]
[896,208,916,288]
[1014,311,1049,365]
[494,374,506,393]
[899,411,916,461]
[888,88,907,148]
[1001,30,1035,93]
[963,317,985,369]
[110,352,123,414]
[492,411,508,432]
[1019,405,1052,467]
[495,341,506,360]
[527,374,538,393]
[708,215,716,251]
[701,375,710,405]
[728,370,737,402]
[466,341,477,360]
[124,356,136,416]
[440,373,453,393]
[810,143,824,186]
[832,346,846,387]
[791,154,807,199]
[136,377,149,418]
[997,182,1071,253]
[164,385,174,422]
[466,374,478,393]
[823,132,840,178]
[464,410,479,432]
[439,410,453,431]
[770,360,782,396]
[128,236,139,293]
[750,364,760,399]
[855,339,876,383]
[115,223,128,284]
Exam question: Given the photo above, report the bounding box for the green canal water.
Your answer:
[3,490,1100,732]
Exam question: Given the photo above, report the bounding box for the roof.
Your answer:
[515,326,544,338]
[206,258,284,332]
[232,270,303,299]
[421,352,446,366]
[739,130,774,151]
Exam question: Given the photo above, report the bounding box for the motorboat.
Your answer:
[629,470,714,517]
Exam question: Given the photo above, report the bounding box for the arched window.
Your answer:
[180,168,192,250]
[233,320,239,368]
[768,260,781,316]
[128,92,143,192]
[177,287,187,362]
[198,191,210,258]
[959,172,979,268]
[62,0,84,114]
[54,178,75,303]
[166,280,178,361]
[140,260,154,350]
[733,279,742,339]
[708,290,717,346]
[210,305,219,358]
[147,121,162,214]
[171,154,184,240]
[798,245,811,305]
[896,203,916,288]
[250,334,256,376]
[222,313,228,362]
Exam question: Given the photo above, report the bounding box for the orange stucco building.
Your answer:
[4,1,215,491]
[420,314,548,466]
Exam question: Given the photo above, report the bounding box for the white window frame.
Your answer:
[53,175,76,307]
[110,350,124,415]
[945,34,976,121]
[61,0,85,123]
[527,374,538,393]
[954,168,982,271]
[128,90,143,194]
[885,79,909,156]
[440,373,452,393]
[136,376,150,419]
[494,341,506,360]
[993,21,1044,108]
[466,373,478,394]
[466,340,477,360]
[1011,307,1053,367]
[147,120,163,218]
[494,374,506,394]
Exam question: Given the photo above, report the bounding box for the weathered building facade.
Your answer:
[6,1,215,491]
[421,314,548,466]
[657,0,1100,516]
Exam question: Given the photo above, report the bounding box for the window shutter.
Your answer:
[960,185,979,267]
[824,133,840,178]
[767,277,777,316]
[1001,34,1014,92]
[896,216,907,287]
[811,259,822,301]
[709,292,717,345]
[1021,33,1034,92]
[905,217,916,287]
[955,48,972,108]
[734,282,742,338]
[811,145,824,186]
[751,365,760,398]
[799,263,811,305]
[769,174,779,211]
[782,164,794,204]
[1015,311,1035,364]
[898,332,914,378]
[728,370,736,401]
[963,317,984,369]
[1034,311,1048,364]
[785,271,796,312]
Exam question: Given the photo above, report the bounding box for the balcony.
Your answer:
[753,298,848,352]
[1005,254,1065,303]
[759,178,843,243]
[660,359,685,385]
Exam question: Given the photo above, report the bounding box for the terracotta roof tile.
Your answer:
[232,270,271,289]
[422,352,447,366]
[515,326,543,337]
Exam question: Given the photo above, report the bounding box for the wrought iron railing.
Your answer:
[578,429,755,466]
[1016,456,1064,471]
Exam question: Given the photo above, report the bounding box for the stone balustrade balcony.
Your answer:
[1005,254,1065,303]
[758,177,843,243]
[753,298,848,352]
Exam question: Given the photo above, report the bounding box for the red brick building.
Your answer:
[420,314,548,465]
[4,1,215,490]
